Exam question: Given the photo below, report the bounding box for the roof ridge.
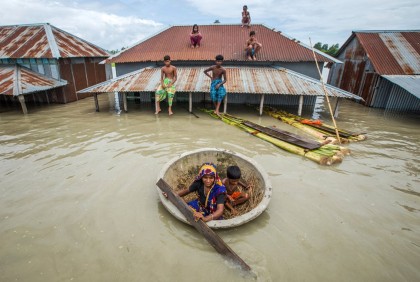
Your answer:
[49,24,109,57]
[353,30,420,33]
[43,23,61,58]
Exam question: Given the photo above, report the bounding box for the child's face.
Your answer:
[215,60,222,66]
[193,26,198,32]
[164,59,171,66]
[228,179,240,187]
[202,175,215,188]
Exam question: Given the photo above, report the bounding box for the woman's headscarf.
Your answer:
[195,162,223,186]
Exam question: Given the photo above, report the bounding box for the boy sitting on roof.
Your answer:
[245,30,262,61]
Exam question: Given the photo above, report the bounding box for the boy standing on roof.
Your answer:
[245,30,262,60]
[204,55,227,116]
[155,55,177,115]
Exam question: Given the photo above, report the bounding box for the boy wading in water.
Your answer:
[155,55,177,115]
[204,55,227,116]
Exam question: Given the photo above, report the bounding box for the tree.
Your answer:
[313,42,340,56]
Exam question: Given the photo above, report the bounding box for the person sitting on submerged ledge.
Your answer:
[164,163,226,222]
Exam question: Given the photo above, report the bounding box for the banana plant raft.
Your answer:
[157,148,272,229]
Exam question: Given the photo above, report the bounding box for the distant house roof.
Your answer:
[78,66,361,100]
[338,30,420,75]
[0,64,67,96]
[0,23,109,59]
[106,24,339,64]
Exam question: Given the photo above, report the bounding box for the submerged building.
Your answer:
[0,23,109,113]
[328,30,420,113]
[79,24,361,115]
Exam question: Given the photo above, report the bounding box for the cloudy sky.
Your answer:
[1,0,419,51]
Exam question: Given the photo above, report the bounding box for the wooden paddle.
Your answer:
[156,178,252,272]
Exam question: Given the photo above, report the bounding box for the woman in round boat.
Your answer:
[166,163,226,222]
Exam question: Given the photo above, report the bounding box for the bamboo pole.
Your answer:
[156,179,252,272]
[309,38,341,144]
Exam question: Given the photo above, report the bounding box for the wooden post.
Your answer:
[189,92,192,112]
[223,93,227,114]
[259,94,265,116]
[94,93,100,112]
[111,63,121,114]
[123,92,128,112]
[18,95,28,114]
[156,179,252,272]
[45,91,50,104]
[298,95,304,116]
[333,98,341,118]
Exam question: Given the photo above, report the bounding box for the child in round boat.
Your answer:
[155,55,177,115]
[222,165,250,215]
[175,163,226,222]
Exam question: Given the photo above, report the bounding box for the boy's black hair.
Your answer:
[215,54,224,61]
[243,5,248,9]
[250,31,256,36]
[227,166,241,179]
[163,55,170,61]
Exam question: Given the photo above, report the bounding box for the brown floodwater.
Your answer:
[0,96,419,281]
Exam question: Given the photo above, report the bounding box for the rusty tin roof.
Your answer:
[0,23,109,59]
[339,31,420,75]
[78,66,361,100]
[106,24,339,64]
[0,64,67,96]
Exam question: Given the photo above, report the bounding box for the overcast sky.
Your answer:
[1,0,419,51]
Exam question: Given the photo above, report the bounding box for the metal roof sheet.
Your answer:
[78,66,361,100]
[355,31,420,75]
[382,75,420,99]
[0,64,67,96]
[0,23,109,59]
[106,24,339,64]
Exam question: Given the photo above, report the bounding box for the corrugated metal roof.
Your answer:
[382,75,420,99]
[78,66,361,100]
[0,23,109,59]
[0,64,67,96]
[106,24,339,64]
[354,31,420,75]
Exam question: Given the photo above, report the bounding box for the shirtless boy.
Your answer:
[203,54,227,116]
[245,30,262,60]
[222,166,250,215]
[155,55,177,115]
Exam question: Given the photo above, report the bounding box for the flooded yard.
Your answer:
[0,96,419,281]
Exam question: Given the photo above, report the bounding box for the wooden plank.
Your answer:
[243,121,321,150]
[156,178,252,272]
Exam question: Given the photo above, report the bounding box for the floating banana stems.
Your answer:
[203,109,349,165]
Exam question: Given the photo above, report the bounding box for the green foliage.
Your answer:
[313,42,340,56]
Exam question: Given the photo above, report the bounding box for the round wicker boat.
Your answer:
[157,148,272,229]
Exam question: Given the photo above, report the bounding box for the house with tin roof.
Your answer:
[79,24,361,115]
[327,30,420,113]
[0,23,109,113]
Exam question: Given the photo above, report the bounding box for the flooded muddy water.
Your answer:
[1,96,419,281]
